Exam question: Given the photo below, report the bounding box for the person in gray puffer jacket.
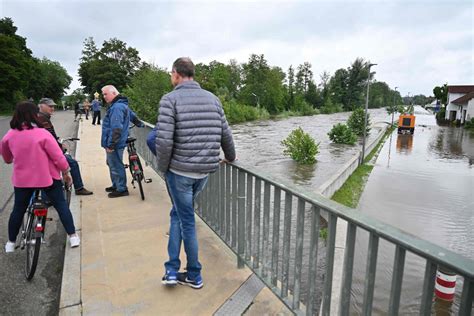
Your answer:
[156,57,235,289]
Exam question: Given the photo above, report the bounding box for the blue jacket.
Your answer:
[147,127,158,156]
[101,96,130,150]
[91,100,102,112]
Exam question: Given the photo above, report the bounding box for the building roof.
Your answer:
[452,91,474,105]
[448,85,474,93]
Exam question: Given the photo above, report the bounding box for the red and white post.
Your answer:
[434,267,456,301]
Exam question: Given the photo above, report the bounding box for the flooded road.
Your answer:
[352,108,474,315]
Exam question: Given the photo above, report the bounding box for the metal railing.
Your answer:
[132,124,473,315]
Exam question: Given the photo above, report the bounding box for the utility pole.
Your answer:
[360,63,377,166]
[391,86,398,127]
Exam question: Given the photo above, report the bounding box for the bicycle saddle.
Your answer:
[126,137,136,144]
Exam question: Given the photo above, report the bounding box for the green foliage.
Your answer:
[78,37,141,94]
[281,127,319,164]
[433,84,448,105]
[464,118,474,129]
[239,54,286,114]
[435,106,446,122]
[123,64,172,124]
[331,164,374,208]
[28,57,72,102]
[348,107,370,136]
[222,99,269,124]
[319,228,328,241]
[328,123,357,144]
[320,97,343,114]
[0,17,70,112]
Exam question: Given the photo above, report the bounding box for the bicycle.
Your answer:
[125,126,152,200]
[16,190,50,280]
[59,137,80,206]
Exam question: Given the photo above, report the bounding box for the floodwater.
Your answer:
[352,107,474,315]
[231,108,391,189]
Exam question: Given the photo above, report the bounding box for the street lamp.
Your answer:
[360,63,377,166]
[391,86,398,127]
[251,93,260,108]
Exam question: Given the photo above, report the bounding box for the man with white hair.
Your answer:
[37,98,93,196]
[101,85,131,198]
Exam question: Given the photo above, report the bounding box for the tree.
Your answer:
[27,57,72,101]
[0,17,33,111]
[78,37,141,94]
[295,62,313,94]
[281,127,319,164]
[286,65,295,110]
[328,123,357,145]
[123,64,172,123]
[239,54,285,114]
[346,58,370,110]
[348,107,370,137]
[433,84,448,105]
[328,68,349,109]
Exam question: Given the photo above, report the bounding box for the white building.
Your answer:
[445,85,474,124]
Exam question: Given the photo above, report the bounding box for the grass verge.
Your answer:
[331,125,395,208]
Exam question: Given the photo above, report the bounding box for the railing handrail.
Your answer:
[228,160,474,278]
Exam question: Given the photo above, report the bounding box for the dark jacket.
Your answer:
[155,80,235,173]
[37,112,62,150]
[101,95,130,150]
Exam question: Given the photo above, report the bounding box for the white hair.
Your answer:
[101,85,120,95]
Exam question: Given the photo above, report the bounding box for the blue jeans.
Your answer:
[165,171,208,280]
[65,154,84,190]
[8,180,76,242]
[106,148,127,192]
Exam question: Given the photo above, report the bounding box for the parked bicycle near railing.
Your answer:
[1,101,80,266]
[126,125,152,200]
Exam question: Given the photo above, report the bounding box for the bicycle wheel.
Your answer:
[25,214,41,280]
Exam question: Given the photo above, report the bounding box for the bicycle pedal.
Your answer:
[46,217,53,221]
[145,179,152,183]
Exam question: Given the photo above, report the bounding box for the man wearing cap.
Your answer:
[37,98,93,196]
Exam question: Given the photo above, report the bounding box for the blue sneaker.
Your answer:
[177,272,203,289]
[161,270,177,285]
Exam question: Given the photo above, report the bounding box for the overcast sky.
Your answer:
[1,0,473,96]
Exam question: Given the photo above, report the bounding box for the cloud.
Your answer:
[2,0,472,96]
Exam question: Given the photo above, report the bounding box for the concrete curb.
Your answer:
[59,120,83,316]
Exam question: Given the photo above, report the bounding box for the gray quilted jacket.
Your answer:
[155,80,236,173]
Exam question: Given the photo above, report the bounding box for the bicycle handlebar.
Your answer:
[59,137,80,143]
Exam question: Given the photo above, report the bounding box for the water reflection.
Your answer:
[396,134,413,154]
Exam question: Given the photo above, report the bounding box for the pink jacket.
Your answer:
[0,127,69,188]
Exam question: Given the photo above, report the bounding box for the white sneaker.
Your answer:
[5,241,15,253]
[69,235,80,248]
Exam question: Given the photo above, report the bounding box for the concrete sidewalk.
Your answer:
[59,120,290,315]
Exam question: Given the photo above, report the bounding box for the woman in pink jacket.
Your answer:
[1,101,80,253]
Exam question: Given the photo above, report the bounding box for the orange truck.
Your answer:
[398,114,416,134]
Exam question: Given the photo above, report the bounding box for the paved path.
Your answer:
[60,120,290,315]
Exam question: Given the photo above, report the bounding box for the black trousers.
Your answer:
[92,111,101,124]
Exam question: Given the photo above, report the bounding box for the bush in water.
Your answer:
[328,123,357,145]
[281,127,319,164]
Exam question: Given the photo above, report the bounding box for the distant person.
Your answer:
[156,57,236,288]
[91,96,102,125]
[101,85,132,198]
[83,99,91,120]
[37,98,93,196]
[1,101,80,252]
[74,101,82,121]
